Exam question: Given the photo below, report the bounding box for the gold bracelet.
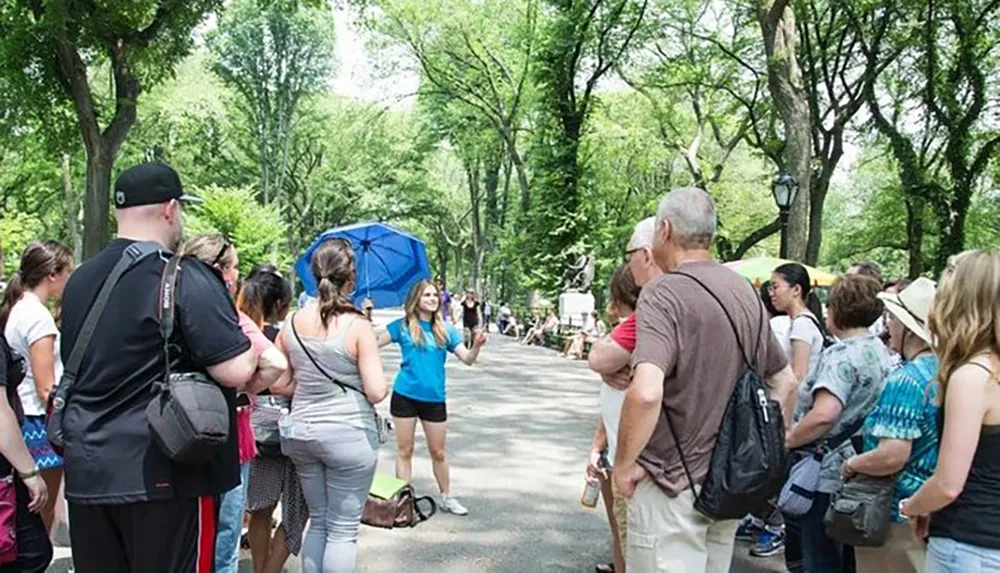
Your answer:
[17,467,39,479]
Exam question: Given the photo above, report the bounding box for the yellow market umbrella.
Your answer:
[723,257,838,288]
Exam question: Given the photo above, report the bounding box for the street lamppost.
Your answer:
[772,173,799,259]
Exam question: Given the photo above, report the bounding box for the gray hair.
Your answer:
[655,187,717,249]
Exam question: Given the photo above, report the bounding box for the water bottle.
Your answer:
[581,478,601,508]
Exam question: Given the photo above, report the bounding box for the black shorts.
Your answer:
[390,392,447,423]
[68,495,218,573]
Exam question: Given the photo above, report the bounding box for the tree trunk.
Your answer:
[806,151,839,265]
[758,0,812,262]
[82,146,113,260]
[61,153,83,263]
[904,197,924,279]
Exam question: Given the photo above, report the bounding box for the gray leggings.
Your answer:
[282,424,378,573]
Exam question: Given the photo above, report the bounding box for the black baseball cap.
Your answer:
[113,163,201,209]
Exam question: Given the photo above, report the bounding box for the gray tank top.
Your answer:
[285,313,375,432]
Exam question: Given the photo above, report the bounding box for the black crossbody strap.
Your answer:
[289,312,366,398]
[155,255,183,391]
[64,242,162,376]
[662,270,766,496]
[52,242,162,421]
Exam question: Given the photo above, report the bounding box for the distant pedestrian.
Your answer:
[615,187,796,573]
[461,290,482,348]
[483,300,493,333]
[378,279,487,516]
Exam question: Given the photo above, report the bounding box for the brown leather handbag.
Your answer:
[362,482,436,529]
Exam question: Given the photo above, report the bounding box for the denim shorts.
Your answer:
[926,537,1000,573]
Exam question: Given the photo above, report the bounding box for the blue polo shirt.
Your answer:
[387,318,463,403]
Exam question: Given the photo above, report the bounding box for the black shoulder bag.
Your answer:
[48,241,163,452]
[663,271,787,520]
[145,255,231,464]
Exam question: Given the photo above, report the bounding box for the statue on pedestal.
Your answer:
[561,253,595,293]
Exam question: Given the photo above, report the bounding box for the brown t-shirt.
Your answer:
[631,260,787,496]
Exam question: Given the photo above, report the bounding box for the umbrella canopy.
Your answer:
[724,256,838,287]
[295,222,432,308]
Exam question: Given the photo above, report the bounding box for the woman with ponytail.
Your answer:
[0,240,73,537]
[274,238,387,573]
[377,279,487,516]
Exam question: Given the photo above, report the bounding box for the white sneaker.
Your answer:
[439,494,469,516]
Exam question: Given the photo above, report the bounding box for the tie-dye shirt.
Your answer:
[862,354,940,523]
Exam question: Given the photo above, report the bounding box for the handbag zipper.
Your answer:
[756,388,770,423]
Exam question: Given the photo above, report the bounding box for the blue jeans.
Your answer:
[215,462,250,573]
[926,537,1000,573]
[283,423,378,573]
[784,493,853,573]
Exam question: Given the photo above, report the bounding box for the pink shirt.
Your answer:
[236,312,275,463]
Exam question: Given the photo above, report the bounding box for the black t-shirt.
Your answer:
[0,336,24,426]
[59,239,251,504]
[462,301,480,328]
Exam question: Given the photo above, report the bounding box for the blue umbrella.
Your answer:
[295,222,432,309]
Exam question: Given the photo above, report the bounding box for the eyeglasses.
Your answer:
[211,241,231,267]
[625,248,642,262]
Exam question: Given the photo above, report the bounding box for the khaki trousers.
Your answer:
[626,480,739,573]
[855,523,926,573]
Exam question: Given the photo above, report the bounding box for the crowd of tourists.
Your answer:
[1,163,998,573]
[0,163,486,573]
[581,187,1000,573]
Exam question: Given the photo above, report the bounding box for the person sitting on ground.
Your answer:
[502,314,522,338]
[564,311,603,359]
[523,311,559,346]
[841,278,938,573]
[498,302,512,333]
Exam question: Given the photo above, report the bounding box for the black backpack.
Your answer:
[664,271,787,520]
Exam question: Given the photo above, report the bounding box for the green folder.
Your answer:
[369,473,408,500]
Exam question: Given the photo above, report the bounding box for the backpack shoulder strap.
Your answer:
[64,241,162,378]
[672,270,764,371]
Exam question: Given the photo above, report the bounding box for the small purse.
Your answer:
[0,473,16,565]
[252,395,289,458]
[824,474,896,546]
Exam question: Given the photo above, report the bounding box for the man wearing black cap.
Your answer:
[58,163,260,573]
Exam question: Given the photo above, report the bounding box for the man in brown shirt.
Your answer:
[614,187,797,573]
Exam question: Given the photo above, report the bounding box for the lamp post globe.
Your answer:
[772,173,799,258]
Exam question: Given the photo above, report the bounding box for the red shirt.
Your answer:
[610,313,637,352]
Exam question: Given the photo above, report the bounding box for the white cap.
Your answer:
[626,217,656,251]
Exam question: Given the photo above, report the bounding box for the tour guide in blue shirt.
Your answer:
[377,279,487,516]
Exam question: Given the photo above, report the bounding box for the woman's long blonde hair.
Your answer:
[929,250,1000,404]
[404,279,448,347]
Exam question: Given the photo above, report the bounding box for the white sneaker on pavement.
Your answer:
[439,494,469,516]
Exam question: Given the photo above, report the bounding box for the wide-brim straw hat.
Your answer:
[877,277,936,345]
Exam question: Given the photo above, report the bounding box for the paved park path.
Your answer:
[49,315,783,572]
